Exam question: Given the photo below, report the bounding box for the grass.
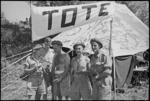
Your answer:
[2,84,149,100]
[114,85,149,100]
[1,57,149,100]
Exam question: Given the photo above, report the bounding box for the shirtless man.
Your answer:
[51,40,70,100]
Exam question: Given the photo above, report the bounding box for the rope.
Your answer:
[1,65,23,79]
[2,84,25,100]
[1,73,29,92]
[1,52,31,72]
[1,49,32,61]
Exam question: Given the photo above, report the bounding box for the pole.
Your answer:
[109,18,115,100]
[113,56,116,100]
[109,1,116,100]
[109,18,113,56]
[30,1,34,53]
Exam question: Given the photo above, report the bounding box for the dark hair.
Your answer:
[90,38,103,48]
[45,37,52,42]
[73,42,85,50]
[51,40,63,47]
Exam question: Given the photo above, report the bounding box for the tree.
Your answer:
[1,12,10,25]
[116,1,149,27]
[1,11,32,57]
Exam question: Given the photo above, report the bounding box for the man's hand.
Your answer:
[95,74,99,79]
[36,66,42,72]
[53,77,62,83]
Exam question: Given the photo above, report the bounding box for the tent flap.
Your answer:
[115,55,134,88]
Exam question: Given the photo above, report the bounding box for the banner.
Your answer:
[31,1,115,41]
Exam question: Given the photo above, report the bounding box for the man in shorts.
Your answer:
[37,37,55,99]
[69,42,92,100]
[24,46,47,100]
[51,40,70,100]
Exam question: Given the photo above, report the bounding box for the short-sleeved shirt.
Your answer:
[24,56,43,78]
[89,52,112,88]
[39,48,55,72]
[44,49,54,64]
[71,55,90,73]
[70,55,92,99]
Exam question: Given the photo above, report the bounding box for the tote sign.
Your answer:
[31,1,115,41]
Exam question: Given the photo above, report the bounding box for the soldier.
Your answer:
[69,42,92,100]
[24,46,47,100]
[51,40,70,100]
[89,38,112,100]
[37,37,55,100]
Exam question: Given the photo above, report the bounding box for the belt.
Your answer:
[55,70,64,74]
[31,72,43,77]
[95,75,111,81]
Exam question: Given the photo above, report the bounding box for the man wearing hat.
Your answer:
[89,38,112,100]
[69,42,92,100]
[51,40,70,100]
[24,45,47,100]
[37,37,55,100]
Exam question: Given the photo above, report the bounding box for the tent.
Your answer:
[51,3,149,88]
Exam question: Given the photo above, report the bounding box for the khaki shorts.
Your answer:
[27,76,47,95]
[92,79,111,100]
[53,74,70,97]
[69,74,92,100]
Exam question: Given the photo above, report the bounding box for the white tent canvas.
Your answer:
[52,3,149,57]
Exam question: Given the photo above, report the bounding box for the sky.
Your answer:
[1,1,30,23]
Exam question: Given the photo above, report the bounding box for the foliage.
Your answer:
[1,11,32,58]
[116,1,149,27]
[1,12,10,25]
[1,1,149,58]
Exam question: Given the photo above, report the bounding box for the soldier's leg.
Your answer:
[99,87,111,100]
[92,81,99,100]
[27,80,38,100]
[80,77,92,100]
[37,78,48,100]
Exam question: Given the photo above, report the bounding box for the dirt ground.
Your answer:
[1,64,149,100]
[2,82,149,100]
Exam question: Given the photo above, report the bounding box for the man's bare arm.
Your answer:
[61,54,70,80]
[96,69,111,79]
[24,64,37,74]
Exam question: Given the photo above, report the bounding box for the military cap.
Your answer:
[90,38,103,48]
[51,40,63,47]
[73,42,85,49]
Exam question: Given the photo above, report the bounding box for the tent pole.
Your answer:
[113,56,116,100]
[109,18,115,100]
[30,1,34,53]
[109,18,113,56]
[112,1,116,100]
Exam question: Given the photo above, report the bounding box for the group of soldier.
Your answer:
[24,37,112,100]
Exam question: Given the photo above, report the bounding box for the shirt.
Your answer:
[24,56,42,78]
[71,55,90,73]
[39,48,55,72]
[89,51,112,88]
